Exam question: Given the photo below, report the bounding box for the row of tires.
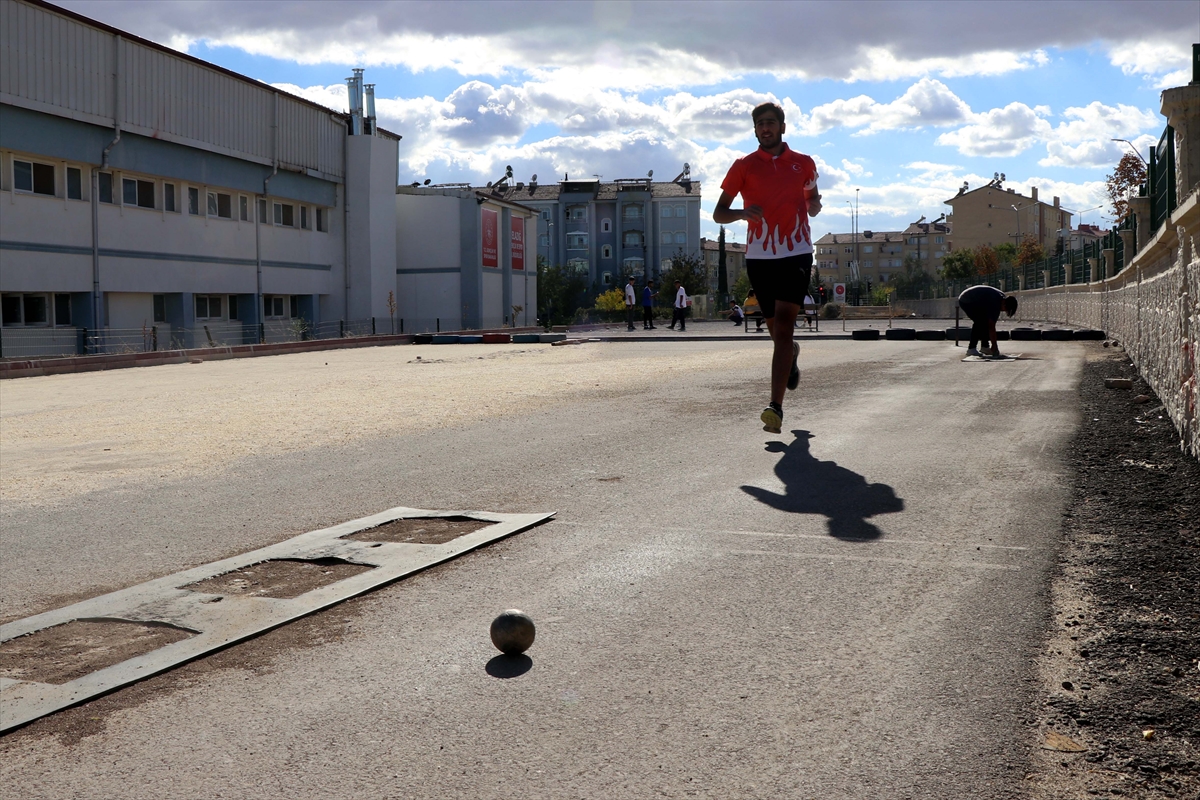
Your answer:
[850,327,1106,342]
[411,332,567,345]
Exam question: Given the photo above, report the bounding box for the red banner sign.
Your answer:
[482,208,498,268]
[511,216,525,271]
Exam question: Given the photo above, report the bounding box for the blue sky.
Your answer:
[61,0,1198,244]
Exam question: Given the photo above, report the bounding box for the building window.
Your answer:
[13,159,55,196]
[566,232,588,250]
[300,206,310,230]
[67,167,82,200]
[208,191,232,219]
[661,258,673,270]
[673,205,683,217]
[164,183,177,212]
[601,244,612,259]
[623,204,643,220]
[316,208,327,232]
[843,246,852,254]
[539,234,549,246]
[240,195,249,222]
[54,293,72,326]
[934,236,945,244]
[98,172,114,204]
[601,218,611,233]
[623,258,644,275]
[660,231,672,245]
[862,245,873,253]
[153,294,166,322]
[568,206,586,221]
[188,187,200,215]
[273,202,294,227]
[1,293,49,326]
[264,295,287,319]
[661,205,672,218]
[229,296,240,320]
[195,295,223,320]
[123,178,155,209]
[566,258,588,274]
[541,210,550,220]
[624,231,643,247]
[674,232,686,245]
[290,296,300,319]
[601,272,612,285]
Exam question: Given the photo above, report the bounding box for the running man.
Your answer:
[957,284,1018,358]
[713,102,822,433]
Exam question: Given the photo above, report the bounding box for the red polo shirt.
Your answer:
[721,143,818,259]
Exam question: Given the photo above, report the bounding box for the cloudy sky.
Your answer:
[60,0,1197,243]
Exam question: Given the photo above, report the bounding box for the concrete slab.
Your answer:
[0,506,553,733]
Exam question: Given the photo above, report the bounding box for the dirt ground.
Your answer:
[1030,349,1200,799]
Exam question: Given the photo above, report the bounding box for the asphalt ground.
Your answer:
[0,337,1082,798]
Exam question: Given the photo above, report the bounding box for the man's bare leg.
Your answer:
[763,300,801,405]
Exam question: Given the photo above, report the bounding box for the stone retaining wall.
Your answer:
[900,194,1199,459]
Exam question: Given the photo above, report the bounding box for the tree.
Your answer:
[659,249,707,297]
[593,288,625,313]
[890,253,934,297]
[974,244,1000,276]
[717,226,728,300]
[1105,151,1147,222]
[1016,234,1044,267]
[940,248,977,281]
[536,260,588,329]
[732,271,752,303]
[994,242,1017,268]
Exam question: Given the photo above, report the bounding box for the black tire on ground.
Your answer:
[1011,328,1042,341]
[885,328,917,340]
[413,334,433,344]
[851,329,881,341]
[1073,329,1106,340]
[1043,329,1073,341]
[945,327,972,339]
[915,329,946,340]
[995,330,1011,341]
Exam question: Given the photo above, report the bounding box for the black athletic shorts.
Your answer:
[746,253,812,318]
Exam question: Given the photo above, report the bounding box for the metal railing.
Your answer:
[1149,124,1177,233]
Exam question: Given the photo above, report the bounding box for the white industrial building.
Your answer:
[0,0,399,356]
[395,184,537,330]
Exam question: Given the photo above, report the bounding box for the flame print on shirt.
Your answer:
[721,146,819,259]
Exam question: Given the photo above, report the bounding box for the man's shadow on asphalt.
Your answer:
[741,430,904,541]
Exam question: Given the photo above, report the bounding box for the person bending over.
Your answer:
[957,284,1018,358]
[713,101,822,434]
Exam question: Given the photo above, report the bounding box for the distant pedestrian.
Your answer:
[802,292,816,328]
[668,281,688,331]
[957,284,1018,358]
[642,280,658,330]
[743,289,764,332]
[624,276,637,331]
[728,301,744,325]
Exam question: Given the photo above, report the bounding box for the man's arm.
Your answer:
[712,190,763,225]
[806,184,822,217]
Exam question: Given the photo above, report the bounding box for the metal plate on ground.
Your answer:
[0,506,554,733]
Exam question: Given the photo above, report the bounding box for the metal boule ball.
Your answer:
[490,609,535,655]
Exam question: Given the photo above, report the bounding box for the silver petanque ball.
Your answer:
[490,609,536,655]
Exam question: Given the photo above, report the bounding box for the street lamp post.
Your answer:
[1110,138,1148,165]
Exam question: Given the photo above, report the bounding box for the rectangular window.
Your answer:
[623,232,642,247]
[211,192,232,219]
[661,205,672,218]
[862,245,873,253]
[264,295,286,318]
[675,232,686,245]
[935,236,945,244]
[23,294,47,325]
[316,207,326,232]
[188,187,199,215]
[124,178,154,209]
[99,172,113,203]
[661,231,672,245]
[539,234,549,246]
[195,295,208,319]
[274,202,294,227]
[675,205,685,216]
[14,160,56,196]
[164,183,177,212]
[289,296,299,319]
[153,294,166,322]
[1,294,21,325]
[67,167,82,200]
[569,207,586,221]
[207,191,218,216]
[566,232,588,249]
[258,198,267,221]
[300,206,309,230]
[195,295,224,320]
[228,295,239,321]
[623,205,642,219]
[54,294,72,326]
[240,195,249,221]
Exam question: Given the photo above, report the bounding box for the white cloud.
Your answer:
[845,47,1049,83]
[1108,40,1192,78]
[799,79,972,136]
[937,103,1054,157]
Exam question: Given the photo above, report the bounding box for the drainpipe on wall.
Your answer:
[92,35,123,341]
[340,115,351,323]
[257,92,279,343]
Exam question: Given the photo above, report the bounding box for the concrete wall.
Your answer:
[901,194,1199,459]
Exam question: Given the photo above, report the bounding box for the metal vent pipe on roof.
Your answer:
[353,68,365,135]
[364,83,376,135]
[345,76,360,135]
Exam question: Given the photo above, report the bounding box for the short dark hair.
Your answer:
[752,102,785,125]
[1004,296,1019,316]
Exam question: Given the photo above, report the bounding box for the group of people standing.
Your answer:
[625,277,692,332]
